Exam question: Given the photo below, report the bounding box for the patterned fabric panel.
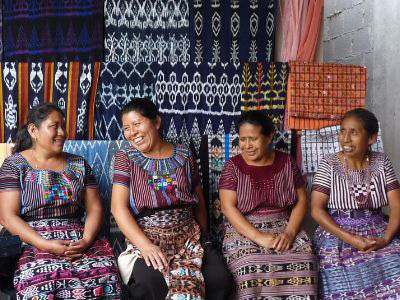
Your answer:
[104,0,190,65]
[301,124,384,174]
[287,62,367,130]
[190,0,276,68]
[94,62,156,140]
[0,62,101,142]
[63,140,128,234]
[2,0,103,61]
[241,62,289,129]
[155,63,242,138]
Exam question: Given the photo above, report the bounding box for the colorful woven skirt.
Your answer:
[14,218,121,299]
[314,209,400,299]
[124,206,205,299]
[223,211,318,300]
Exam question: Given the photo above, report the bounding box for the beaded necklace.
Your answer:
[342,152,372,205]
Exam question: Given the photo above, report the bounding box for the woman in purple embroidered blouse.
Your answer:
[0,102,121,299]
[219,110,317,299]
[311,108,400,299]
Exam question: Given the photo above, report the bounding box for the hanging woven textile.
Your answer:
[0,62,100,142]
[301,124,384,174]
[2,0,103,61]
[155,62,243,140]
[286,61,367,130]
[94,62,156,140]
[241,62,288,129]
[0,0,3,61]
[104,0,190,65]
[190,0,276,69]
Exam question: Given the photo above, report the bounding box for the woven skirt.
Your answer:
[14,218,121,299]
[314,209,400,299]
[223,211,318,300]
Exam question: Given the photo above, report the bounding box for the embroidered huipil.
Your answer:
[112,143,200,215]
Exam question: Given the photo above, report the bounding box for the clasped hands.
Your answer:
[254,231,295,252]
[347,235,389,252]
[44,239,90,261]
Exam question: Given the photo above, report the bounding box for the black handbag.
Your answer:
[0,229,22,293]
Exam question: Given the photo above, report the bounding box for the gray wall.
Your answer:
[323,0,400,173]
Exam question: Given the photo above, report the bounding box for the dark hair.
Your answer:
[237,111,275,137]
[120,98,163,136]
[13,102,65,154]
[120,98,160,122]
[342,108,379,137]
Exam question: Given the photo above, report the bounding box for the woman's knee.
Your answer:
[128,259,168,300]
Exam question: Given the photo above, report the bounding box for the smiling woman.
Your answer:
[111,98,233,300]
[0,102,122,299]
[219,111,318,299]
[311,108,400,299]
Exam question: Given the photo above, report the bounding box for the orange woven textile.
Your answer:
[287,61,367,130]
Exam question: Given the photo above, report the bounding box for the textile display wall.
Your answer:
[2,0,103,61]
[104,0,190,65]
[0,62,100,142]
[95,62,156,140]
[241,61,288,128]
[286,61,367,130]
[190,0,276,68]
[155,63,243,140]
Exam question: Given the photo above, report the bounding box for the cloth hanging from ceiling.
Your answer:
[275,0,323,62]
[286,61,367,130]
[297,0,324,61]
[2,0,103,61]
[241,62,288,129]
[301,124,384,174]
[0,62,100,142]
[190,0,276,69]
[155,63,243,139]
[0,0,3,61]
[104,0,190,65]
[94,62,156,140]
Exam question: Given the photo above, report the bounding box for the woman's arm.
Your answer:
[273,186,308,251]
[193,183,208,234]
[311,190,376,251]
[368,188,400,250]
[111,184,168,270]
[64,187,103,260]
[0,191,69,256]
[220,189,275,248]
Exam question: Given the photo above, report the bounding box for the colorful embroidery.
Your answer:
[148,174,177,191]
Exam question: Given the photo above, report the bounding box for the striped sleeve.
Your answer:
[289,156,305,188]
[384,155,400,192]
[312,157,332,195]
[112,150,131,187]
[0,157,21,191]
[219,160,238,191]
[83,159,98,188]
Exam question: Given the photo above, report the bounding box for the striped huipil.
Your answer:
[219,151,318,300]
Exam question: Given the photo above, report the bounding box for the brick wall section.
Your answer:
[323,0,373,67]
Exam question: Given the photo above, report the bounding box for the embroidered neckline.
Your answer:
[124,143,190,175]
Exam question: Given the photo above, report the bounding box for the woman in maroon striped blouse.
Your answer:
[219,111,317,299]
[111,98,232,300]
